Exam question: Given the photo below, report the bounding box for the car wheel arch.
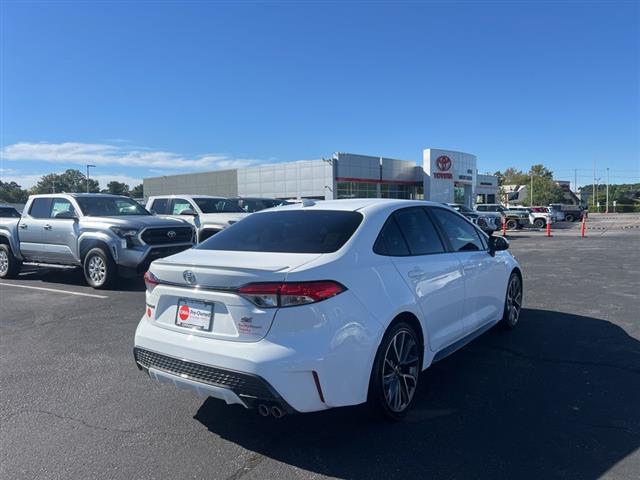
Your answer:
[80,239,115,263]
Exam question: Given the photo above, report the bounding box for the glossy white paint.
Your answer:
[134,199,521,413]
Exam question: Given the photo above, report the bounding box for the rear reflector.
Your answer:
[238,281,346,308]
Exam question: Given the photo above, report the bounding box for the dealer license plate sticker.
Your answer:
[175,299,214,331]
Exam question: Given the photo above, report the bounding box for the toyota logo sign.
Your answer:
[436,155,452,171]
[167,230,176,239]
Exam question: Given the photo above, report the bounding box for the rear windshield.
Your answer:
[197,210,363,253]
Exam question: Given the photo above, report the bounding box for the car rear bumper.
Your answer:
[133,291,383,413]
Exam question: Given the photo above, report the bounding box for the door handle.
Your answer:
[19,224,28,229]
[43,224,52,230]
[408,268,425,279]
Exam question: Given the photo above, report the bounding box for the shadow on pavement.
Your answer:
[17,267,145,292]
[195,308,640,480]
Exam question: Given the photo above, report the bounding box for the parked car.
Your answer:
[229,197,291,213]
[146,195,249,243]
[0,194,194,288]
[134,199,522,419]
[526,207,556,227]
[445,203,499,234]
[549,203,585,222]
[0,205,21,218]
[475,204,529,230]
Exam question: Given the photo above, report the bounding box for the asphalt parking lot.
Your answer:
[1,226,639,480]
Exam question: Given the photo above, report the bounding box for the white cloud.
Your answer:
[0,142,259,170]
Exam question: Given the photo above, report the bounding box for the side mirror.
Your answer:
[54,211,78,220]
[488,235,509,256]
[179,208,197,216]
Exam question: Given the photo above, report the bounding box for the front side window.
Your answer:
[430,208,485,252]
[170,199,193,215]
[150,198,169,214]
[50,198,76,218]
[29,198,52,218]
[194,198,244,213]
[75,197,150,216]
[198,210,363,253]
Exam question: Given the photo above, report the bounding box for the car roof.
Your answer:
[149,195,226,200]
[29,193,129,199]
[268,198,442,213]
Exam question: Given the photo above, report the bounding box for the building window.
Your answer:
[487,194,496,204]
[337,181,419,200]
[337,182,378,199]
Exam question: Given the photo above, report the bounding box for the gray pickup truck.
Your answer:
[0,193,195,288]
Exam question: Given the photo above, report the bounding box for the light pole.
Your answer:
[595,177,601,211]
[86,164,96,193]
[605,167,610,214]
[530,173,534,206]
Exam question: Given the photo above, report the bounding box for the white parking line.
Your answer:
[0,282,108,299]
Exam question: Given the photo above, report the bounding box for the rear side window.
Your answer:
[150,198,169,214]
[430,208,485,252]
[29,198,52,218]
[374,216,410,256]
[374,207,445,256]
[197,210,363,253]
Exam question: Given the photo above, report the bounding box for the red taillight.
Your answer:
[238,281,345,308]
[144,271,159,293]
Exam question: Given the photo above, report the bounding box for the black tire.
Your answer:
[0,244,21,279]
[533,218,546,228]
[565,214,574,222]
[83,247,116,289]
[506,219,518,230]
[368,321,421,420]
[500,272,523,330]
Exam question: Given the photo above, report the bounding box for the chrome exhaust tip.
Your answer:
[258,404,270,417]
[271,406,283,419]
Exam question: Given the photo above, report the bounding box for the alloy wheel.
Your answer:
[382,329,420,413]
[0,250,8,276]
[87,255,106,285]
[506,275,522,326]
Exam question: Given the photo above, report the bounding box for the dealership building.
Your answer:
[143,148,498,207]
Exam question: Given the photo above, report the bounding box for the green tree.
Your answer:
[129,184,144,198]
[30,169,99,194]
[102,181,130,196]
[0,180,29,203]
[525,176,564,206]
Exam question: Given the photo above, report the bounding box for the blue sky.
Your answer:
[1,0,639,190]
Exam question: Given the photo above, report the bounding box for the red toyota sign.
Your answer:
[436,155,452,171]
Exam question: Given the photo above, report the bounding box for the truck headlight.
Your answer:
[110,227,139,248]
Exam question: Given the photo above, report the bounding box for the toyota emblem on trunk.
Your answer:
[167,230,177,239]
[183,270,197,285]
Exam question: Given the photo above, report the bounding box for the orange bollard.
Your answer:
[581,216,586,237]
[501,216,507,236]
[546,221,552,237]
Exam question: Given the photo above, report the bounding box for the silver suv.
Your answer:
[0,194,194,288]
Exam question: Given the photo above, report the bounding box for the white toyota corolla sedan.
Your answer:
[134,199,522,419]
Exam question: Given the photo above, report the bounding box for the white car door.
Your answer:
[376,207,467,353]
[429,207,504,333]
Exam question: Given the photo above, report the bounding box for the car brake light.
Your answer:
[238,281,346,308]
[144,271,159,293]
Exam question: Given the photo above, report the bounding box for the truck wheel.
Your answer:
[83,247,116,289]
[533,218,546,228]
[506,219,518,230]
[0,244,21,279]
[565,214,574,222]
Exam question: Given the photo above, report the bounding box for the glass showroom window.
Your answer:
[337,182,378,199]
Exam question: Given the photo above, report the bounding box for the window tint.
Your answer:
[75,197,150,216]
[170,198,193,215]
[194,198,244,213]
[150,198,168,214]
[430,208,485,252]
[476,205,486,211]
[197,210,363,253]
[50,198,76,218]
[394,208,444,255]
[29,198,52,218]
[0,207,21,218]
[374,216,410,256]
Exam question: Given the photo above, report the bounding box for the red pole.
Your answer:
[501,216,507,236]
[546,220,552,237]
[581,216,586,238]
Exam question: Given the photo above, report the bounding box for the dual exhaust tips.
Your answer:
[258,404,284,419]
